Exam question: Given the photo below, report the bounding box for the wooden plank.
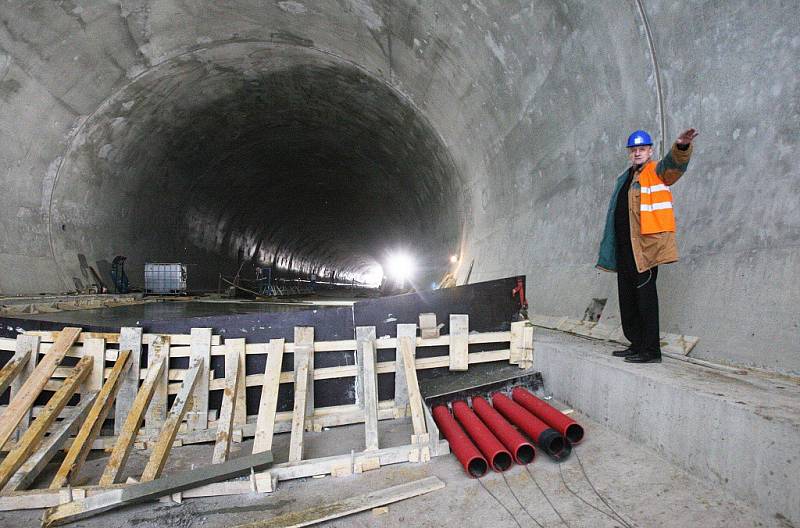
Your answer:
[140,357,203,481]
[5,391,97,492]
[186,328,212,431]
[144,335,170,436]
[203,348,512,392]
[0,328,79,450]
[448,314,469,371]
[8,336,40,434]
[116,327,142,435]
[521,322,534,367]
[423,405,441,457]
[50,350,133,489]
[229,476,445,528]
[0,356,92,489]
[212,349,240,465]
[357,327,379,451]
[10,336,43,445]
[144,334,221,346]
[26,331,120,344]
[398,336,427,438]
[99,348,168,486]
[25,331,507,357]
[663,351,749,375]
[356,326,379,451]
[27,331,220,347]
[227,339,247,430]
[419,312,439,339]
[354,331,364,409]
[288,342,312,463]
[294,327,314,424]
[0,349,30,397]
[252,339,285,454]
[394,324,416,413]
[509,321,525,365]
[154,331,510,357]
[42,451,273,527]
[82,338,105,393]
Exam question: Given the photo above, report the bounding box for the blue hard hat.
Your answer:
[626,130,653,147]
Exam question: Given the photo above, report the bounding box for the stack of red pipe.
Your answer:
[431,385,584,478]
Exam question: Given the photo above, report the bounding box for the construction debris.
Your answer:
[42,451,274,527]
[231,476,445,528]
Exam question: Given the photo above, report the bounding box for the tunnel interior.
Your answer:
[49,43,463,291]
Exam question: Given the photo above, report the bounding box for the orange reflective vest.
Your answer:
[638,161,676,234]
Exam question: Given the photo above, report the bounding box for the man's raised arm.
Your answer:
[657,128,699,185]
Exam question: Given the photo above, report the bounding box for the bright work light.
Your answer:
[386,251,415,284]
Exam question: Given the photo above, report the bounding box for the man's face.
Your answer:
[628,145,653,166]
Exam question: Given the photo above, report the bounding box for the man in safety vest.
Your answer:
[597,128,698,363]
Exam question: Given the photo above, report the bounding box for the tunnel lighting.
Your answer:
[450,254,459,264]
[386,252,415,283]
[362,264,384,288]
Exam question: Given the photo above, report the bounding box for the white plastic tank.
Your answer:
[144,263,187,294]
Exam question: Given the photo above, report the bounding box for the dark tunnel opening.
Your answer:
[48,43,464,292]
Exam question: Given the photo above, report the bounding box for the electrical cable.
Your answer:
[477,477,523,528]
[573,449,636,528]
[500,471,545,528]
[558,461,632,528]
[524,465,570,527]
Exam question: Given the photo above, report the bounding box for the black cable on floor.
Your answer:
[501,470,545,528]
[524,465,570,527]
[573,448,635,528]
[558,459,632,528]
[477,476,524,528]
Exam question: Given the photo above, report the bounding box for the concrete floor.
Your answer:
[0,407,785,528]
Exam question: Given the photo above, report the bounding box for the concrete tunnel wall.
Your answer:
[0,2,797,372]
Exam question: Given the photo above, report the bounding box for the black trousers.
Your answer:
[617,264,661,356]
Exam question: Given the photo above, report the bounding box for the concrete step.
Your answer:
[534,329,800,526]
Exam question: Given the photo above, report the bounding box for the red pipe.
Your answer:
[471,396,535,465]
[452,400,513,472]
[512,387,585,444]
[491,392,568,459]
[432,404,488,478]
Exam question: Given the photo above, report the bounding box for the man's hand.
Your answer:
[677,128,699,145]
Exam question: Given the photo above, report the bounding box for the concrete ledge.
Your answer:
[534,329,800,526]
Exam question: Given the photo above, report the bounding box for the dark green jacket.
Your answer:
[597,143,693,272]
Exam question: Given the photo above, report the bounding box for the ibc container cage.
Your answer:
[144,263,187,294]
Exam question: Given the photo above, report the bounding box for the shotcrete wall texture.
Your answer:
[0,1,797,372]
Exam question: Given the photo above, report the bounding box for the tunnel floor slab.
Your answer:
[0,408,783,527]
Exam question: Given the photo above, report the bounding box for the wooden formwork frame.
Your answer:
[0,317,534,513]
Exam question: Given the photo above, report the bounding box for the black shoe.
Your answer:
[624,353,662,363]
[612,348,638,357]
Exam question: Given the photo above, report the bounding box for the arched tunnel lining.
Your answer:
[49,43,464,291]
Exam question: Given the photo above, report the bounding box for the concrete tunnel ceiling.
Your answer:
[0,1,798,373]
[49,43,464,290]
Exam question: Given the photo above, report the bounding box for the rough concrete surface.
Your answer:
[0,1,797,372]
[534,328,800,526]
[0,408,787,528]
